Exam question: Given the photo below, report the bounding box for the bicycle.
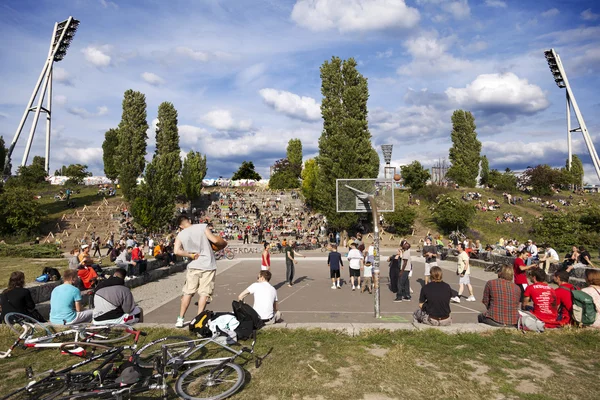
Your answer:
[1,334,194,400]
[214,248,234,260]
[0,313,137,359]
[484,253,503,274]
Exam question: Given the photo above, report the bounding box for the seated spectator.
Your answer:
[413,266,452,326]
[523,269,561,328]
[109,244,121,263]
[578,246,595,268]
[513,250,536,301]
[131,244,147,275]
[78,244,102,274]
[581,269,600,329]
[554,270,577,326]
[115,246,137,278]
[92,268,143,325]
[238,270,281,325]
[68,248,81,270]
[561,246,579,273]
[478,265,521,327]
[77,264,99,290]
[50,269,93,325]
[539,245,560,274]
[1,271,45,322]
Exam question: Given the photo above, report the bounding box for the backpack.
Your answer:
[231,300,264,340]
[189,310,214,338]
[571,289,597,327]
[517,310,545,333]
[43,267,61,281]
[35,274,49,283]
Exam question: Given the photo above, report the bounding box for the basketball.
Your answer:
[393,174,401,181]
[210,241,220,252]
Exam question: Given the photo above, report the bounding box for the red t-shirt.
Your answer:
[555,283,577,325]
[524,283,559,325]
[131,247,144,261]
[513,257,528,285]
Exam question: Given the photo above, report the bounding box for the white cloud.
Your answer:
[445,0,470,20]
[397,33,471,76]
[54,146,104,167]
[54,95,68,107]
[67,106,109,118]
[53,67,73,86]
[200,110,252,131]
[236,63,267,87]
[445,72,549,114]
[175,46,209,62]
[376,49,393,58]
[581,8,599,21]
[541,8,559,18]
[99,0,118,9]
[463,40,487,53]
[82,45,111,67]
[537,26,600,45]
[369,105,449,143]
[291,0,420,32]
[485,0,506,8]
[259,88,321,122]
[141,72,165,86]
[179,124,209,147]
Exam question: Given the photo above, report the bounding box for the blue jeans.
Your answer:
[396,271,410,300]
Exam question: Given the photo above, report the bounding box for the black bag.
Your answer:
[42,267,61,281]
[189,310,214,338]
[232,300,264,331]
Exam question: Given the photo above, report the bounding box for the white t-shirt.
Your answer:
[546,248,559,260]
[528,244,538,257]
[148,239,154,254]
[367,245,375,256]
[363,265,373,278]
[457,251,470,275]
[247,281,278,320]
[348,249,363,269]
[505,245,516,253]
[402,249,412,271]
[176,224,217,271]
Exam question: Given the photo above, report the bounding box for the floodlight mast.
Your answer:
[544,49,600,181]
[3,17,80,176]
[345,184,382,319]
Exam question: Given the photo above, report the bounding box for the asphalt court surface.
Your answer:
[146,251,494,324]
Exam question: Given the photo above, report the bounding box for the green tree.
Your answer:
[382,205,416,235]
[131,161,169,231]
[102,128,119,182]
[521,164,566,196]
[232,161,261,180]
[532,212,581,252]
[315,56,379,230]
[63,164,92,185]
[287,138,303,178]
[0,136,6,175]
[181,151,207,201]
[116,90,148,201]
[433,194,476,233]
[479,155,490,187]
[301,158,318,207]
[565,155,584,189]
[488,169,517,192]
[12,156,47,186]
[446,110,481,187]
[0,186,44,235]
[268,158,300,189]
[400,161,430,192]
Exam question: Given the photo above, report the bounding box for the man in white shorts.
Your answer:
[238,270,281,324]
[422,237,438,285]
[174,215,227,328]
[451,243,476,303]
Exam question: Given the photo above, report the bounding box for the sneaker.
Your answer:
[331,285,337,289]
[451,296,461,303]
[352,286,356,291]
[393,298,403,302]
[403,297,411,301]
[337,285,342,289]
[175,317,184,328]
[410,288,414,294]
[466,295,476,302]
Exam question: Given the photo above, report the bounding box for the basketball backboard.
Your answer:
[336,179,394,213]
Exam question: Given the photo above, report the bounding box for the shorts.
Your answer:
[261,265,270,271]
[362,277,373,288]
[459,274,471,285]
[350,268,361,277]
[330,269,340,279]
[424,262,437,276]
[183,268,216,299]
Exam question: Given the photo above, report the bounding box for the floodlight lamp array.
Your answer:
[544,49,566,89]
[53,18,80,62]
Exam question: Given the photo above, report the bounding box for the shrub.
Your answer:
[0,244,62,258]
[382,205,416,235]
[531,212,580,253]
[433,195,476,233]
[416,185,452,203]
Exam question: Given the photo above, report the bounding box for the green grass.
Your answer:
[0,257,67,289]
[0,326,598,399]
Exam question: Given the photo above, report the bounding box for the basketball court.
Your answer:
[145,251,492,325]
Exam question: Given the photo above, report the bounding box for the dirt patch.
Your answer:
[303,396,326,400]
[515,381,540,394]
[505,364,553,380]
[464,360,493,386]
[313,353,326,363]
[366,345,389,358]
[362,394,399,400]
[324,365,360,388]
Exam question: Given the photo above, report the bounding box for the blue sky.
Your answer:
[1,0,599,183]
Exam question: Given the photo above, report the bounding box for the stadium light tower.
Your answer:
[3,16,80,176]
[381,144,395,179]
[544,49,600,181]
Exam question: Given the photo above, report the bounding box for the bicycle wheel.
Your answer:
[225,250,234,260]
[80,325,133,344]
[4,312,53,340]
[2,376,67,400]
[134,336,195,369]
[176,361,244,400]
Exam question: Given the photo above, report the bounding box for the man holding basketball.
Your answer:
[173,215,227,328]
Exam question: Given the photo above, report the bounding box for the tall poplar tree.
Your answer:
[566,155,584,189]
[301,158,318,207]
[116,90,148,201]
[446,110,481,187]
[102,128,119,182]
[479,155,490,187]
[315,56,379,229]
[181,151,207,201]
[287,138,302,179]
[154,102,182,195]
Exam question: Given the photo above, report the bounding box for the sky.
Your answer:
[0,0,599,184]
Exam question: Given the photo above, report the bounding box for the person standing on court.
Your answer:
[451,243,476,303]
[347,242,364,291]
[388,247,402,294]
[285,241,305,287]
[394,241,412,302]
[327,244,344,289]
[173,215,227,328]
[422,237,438,285]
[261,242,271,271]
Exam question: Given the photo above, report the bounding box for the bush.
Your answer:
[0,244,62,258]
[531,212,580,253]
[433,195,476,233]
[382,205,416,235]
[416,185,452,203]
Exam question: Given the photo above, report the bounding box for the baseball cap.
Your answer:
[81,244,89,249]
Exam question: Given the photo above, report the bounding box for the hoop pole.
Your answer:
[368,195,380,319]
